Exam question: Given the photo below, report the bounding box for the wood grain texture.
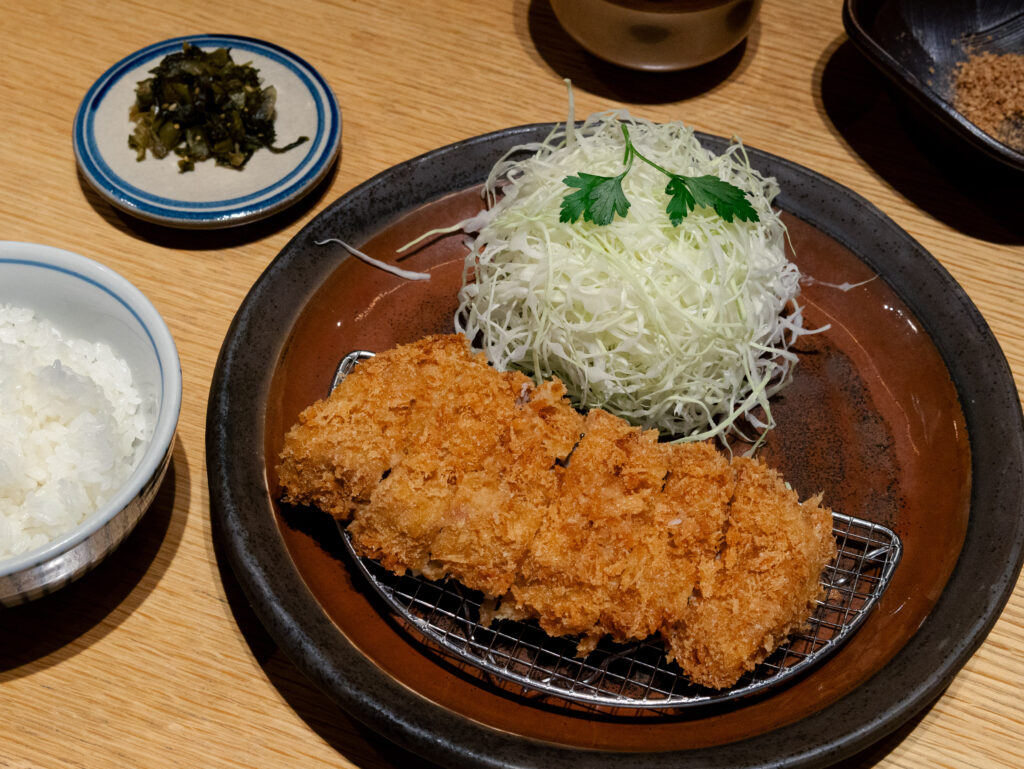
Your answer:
[1,1,1022,767]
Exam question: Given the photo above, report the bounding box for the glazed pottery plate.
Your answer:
[73,34,341,228]
[207,124,1024,768]
[843,0,1024,172]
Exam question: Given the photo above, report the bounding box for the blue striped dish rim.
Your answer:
[72,34,341,227]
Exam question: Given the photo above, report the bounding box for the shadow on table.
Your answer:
[213,530,443,769]
[75,154,339,251]
[816,36,1024,245]
[0,436,189,676]
[519,0,756,105]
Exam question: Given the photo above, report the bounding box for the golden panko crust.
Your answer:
[276,334,836,689]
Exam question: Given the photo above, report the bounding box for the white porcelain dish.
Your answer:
[73,34,341,229]
[0,242,182,605]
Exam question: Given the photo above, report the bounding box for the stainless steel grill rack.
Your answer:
[341,512,900,708]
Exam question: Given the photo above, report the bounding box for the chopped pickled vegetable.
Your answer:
[128,42,308,172]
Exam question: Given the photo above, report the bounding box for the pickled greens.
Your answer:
[128,42,308,172]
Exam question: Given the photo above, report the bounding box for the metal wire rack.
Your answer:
[330,351,903,709]
[342,512,901,709]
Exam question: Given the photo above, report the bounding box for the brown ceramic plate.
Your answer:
[207,124,1024,768]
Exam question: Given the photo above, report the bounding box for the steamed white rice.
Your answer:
[0,304,155,560]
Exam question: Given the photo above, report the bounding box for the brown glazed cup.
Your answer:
[550,0,763,71]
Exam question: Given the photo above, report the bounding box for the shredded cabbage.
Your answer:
[454,110,821,443]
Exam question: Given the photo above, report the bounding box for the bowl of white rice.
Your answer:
[0,241,181,605]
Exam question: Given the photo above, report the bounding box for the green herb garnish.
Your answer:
[560,124,759,226]
[128,42,309,173]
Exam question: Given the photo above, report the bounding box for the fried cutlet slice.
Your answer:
[350,375,583,595]
[497,411,737,655]
[343,338,532,582]
[653,439,736,646]
[279,334,584,596]
[500,409,673,650]
[664,457,837,689]
[421,378,584,594]
[276,335,460,520]
[277,333,836,689]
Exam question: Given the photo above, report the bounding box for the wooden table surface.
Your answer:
[2,1,1022,767]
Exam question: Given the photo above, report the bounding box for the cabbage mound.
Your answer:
[455,110,817,443]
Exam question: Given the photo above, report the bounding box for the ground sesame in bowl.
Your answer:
[953,51,1024,154]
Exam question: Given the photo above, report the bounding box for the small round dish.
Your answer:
[0,242,182,605]
[73,34,341,229]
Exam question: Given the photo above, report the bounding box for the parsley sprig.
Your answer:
[560,125,759,227]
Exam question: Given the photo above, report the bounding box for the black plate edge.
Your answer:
[765,129,1024,759]
[206,122,1024,769]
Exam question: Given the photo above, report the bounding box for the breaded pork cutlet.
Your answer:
[665,458,837,688]
[277,334,836,690]
[499,410,734,658]
[277,334,585,596]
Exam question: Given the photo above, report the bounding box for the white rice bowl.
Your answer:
[0,305,155,558]
[0,242,181,604]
